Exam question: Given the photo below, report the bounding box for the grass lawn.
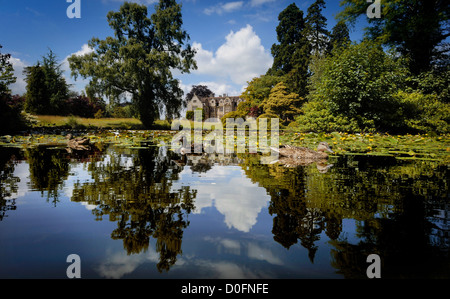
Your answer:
[32,115,171,130]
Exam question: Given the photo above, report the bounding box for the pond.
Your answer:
[0,138,448,279]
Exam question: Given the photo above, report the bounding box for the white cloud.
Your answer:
[9,57,28,95]
[97,247,159,279]
[175,165,270,233]
[204,1,244,15]
[62,44,95,93]
[192,25,272,86]
[250,0,276,7]
[196,81,240,97]
[62,43,94,72]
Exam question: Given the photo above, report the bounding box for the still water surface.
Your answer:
[0,143,448,279]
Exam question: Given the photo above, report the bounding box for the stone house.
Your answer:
[186,94,244,119]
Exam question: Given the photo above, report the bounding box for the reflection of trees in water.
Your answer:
[2,142,448,277]
[25,145,104,205]
[240,153,449,278]
[0,147,23,221]
[70,146,196,273]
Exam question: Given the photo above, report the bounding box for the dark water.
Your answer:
[0,143,448,279]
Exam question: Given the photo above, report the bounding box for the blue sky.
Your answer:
[1,0,367,99]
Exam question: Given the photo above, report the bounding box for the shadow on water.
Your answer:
[0,144,449,278]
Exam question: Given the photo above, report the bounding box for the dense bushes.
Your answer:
[292,42,449,134]
[64,96,106,118]
[394,91,450,134]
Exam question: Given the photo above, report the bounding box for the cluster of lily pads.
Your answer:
[282,131,450,162]
[0,129,448,162]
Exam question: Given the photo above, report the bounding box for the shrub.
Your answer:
[294,100,363,133]
[111,105,136,118]
[394,91,450,134]
[257,113,281,130]
[221,110,248,124]
[186,109,204,121]
[94,109,104,119]
[308,41,410,132]
[65,115,84,129]
[186,111,194,120]
[65,96,105,118]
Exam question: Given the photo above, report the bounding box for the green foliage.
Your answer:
[257,113,280,129]
[294,100,362,133]
[24,64,50,114]
[327,21,350,54]
[94,109,104,119]
[262,82,303,125]
[338,0,450,74]
[241,75,282,106]
[68,1,197,128]
[111,105,137,119]
[267,3,311,97]
[24,50,70,115]
[305,0,330,55]
[394,91,450,134]
[0,46,28,133]
[308,41,410,132]
[222,110,248,123]
[0,45,16,95]
[413,69,449,103]
[185,108,204,121]
[185,110,194,121]
[185,85,214,102]
[41,50,70,114]
[65,115,84,129]
[297,41,449,134]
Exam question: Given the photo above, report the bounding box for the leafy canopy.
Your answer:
[262,82,303,125]
[338,0,450,74]
[0,45,16,96]
[68,0,197,127]
[267,3,311,97]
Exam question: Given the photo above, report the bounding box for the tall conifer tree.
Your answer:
[305,0,330,55]
[268,3,311,97]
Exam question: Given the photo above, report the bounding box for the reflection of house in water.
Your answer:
[186,94,244,119]
[172,153,243,173]
[428,203,450,251]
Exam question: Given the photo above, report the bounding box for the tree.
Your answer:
[262,82,303,124]
[68,1,197,128]
[328,21,350,54]
[24,64,50,114]
[41,49,70,114]
[305,0,330,55]
[267,4,311,97]
[0,45,16,96]
[23,50,70,115]
[307,41,411,132]
[185,85,214,102]
[338,0,450,74]
[0,46,28,133]
[269,3,305,75]
[241,75,282,106]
